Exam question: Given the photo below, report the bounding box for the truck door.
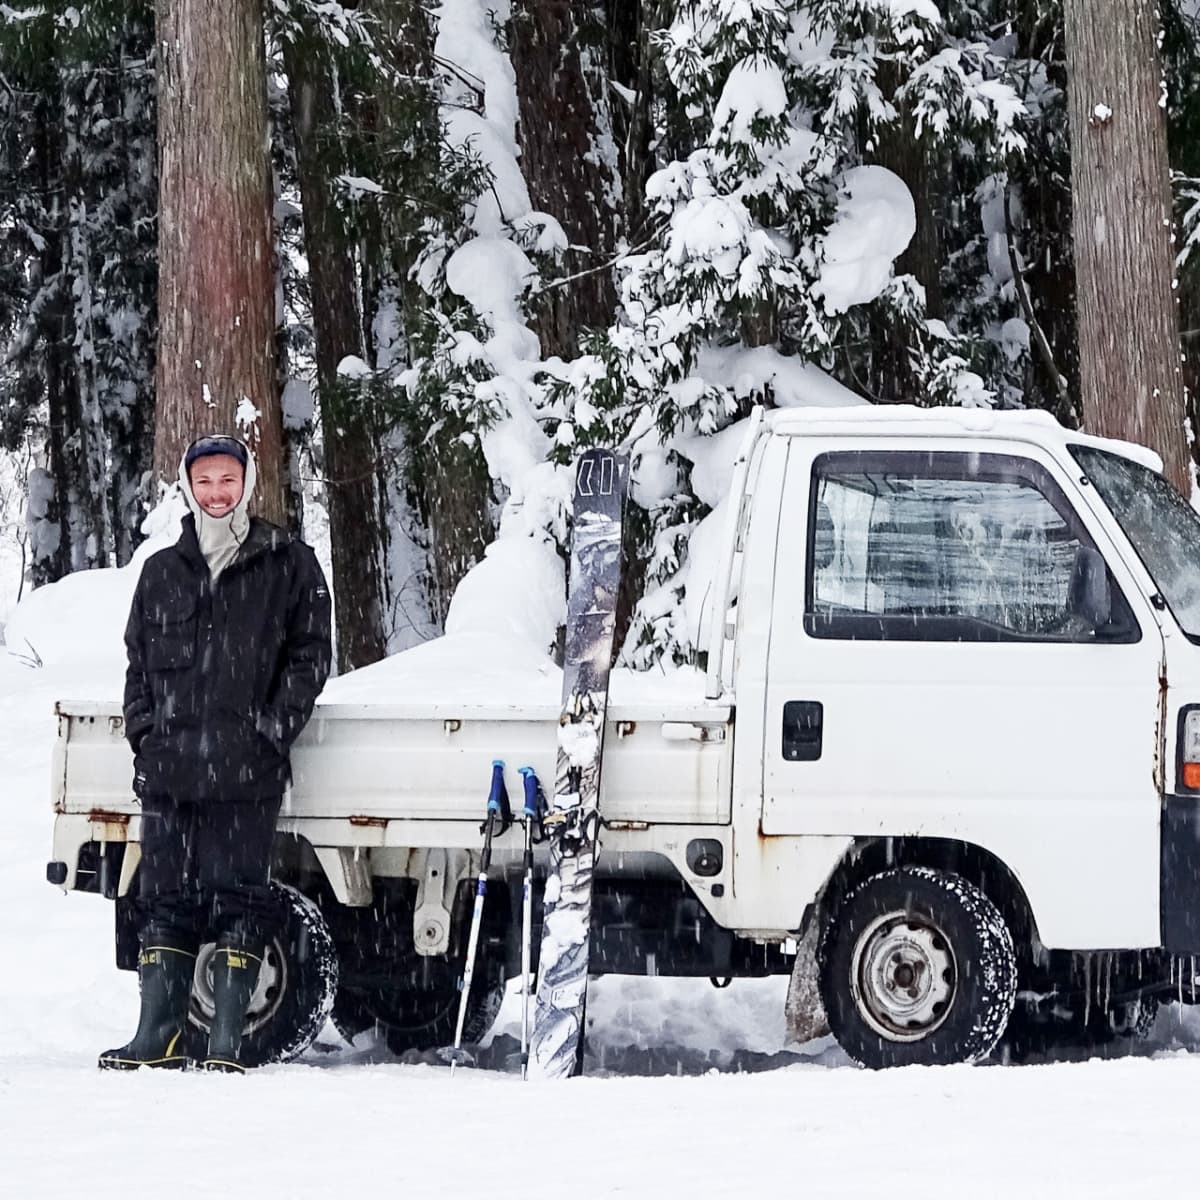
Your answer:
[762,440,1165,950]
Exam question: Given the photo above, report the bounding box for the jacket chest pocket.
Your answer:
[145,600,198,671]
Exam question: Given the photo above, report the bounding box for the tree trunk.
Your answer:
[110,12,159,566]
[154,0,285,521]
[1063,0,1190,493]
[871,61,944,404]
[284,32,389,672]
[609,0,653,242]
[414,437,494,627]
[40,283,75,585]
[30,84,72,586]
[510,0,619,358]
[875,136,943,319]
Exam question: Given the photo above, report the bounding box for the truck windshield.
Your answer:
[1071,445,1200,640]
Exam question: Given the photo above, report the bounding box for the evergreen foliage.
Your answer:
[0,1,157,579]
[1,0,1198,676]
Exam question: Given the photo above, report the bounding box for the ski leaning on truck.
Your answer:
[529,448,628,1078]
[98,432,332,1073]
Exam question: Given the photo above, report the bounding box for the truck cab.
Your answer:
[711,405,1200,1064]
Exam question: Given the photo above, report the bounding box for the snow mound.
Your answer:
[4,493,185,678]
[445,534,564,650]
[815,165,916,315]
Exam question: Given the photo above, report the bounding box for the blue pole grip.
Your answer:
[519,766,540,818]
[487,760,506,814]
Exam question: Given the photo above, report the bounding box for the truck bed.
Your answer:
[52,694,734,828]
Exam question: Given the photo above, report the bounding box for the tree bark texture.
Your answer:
[284,33,389,672]
[413,436,494,627]
[154,0,286,522]
[1063,0,1190,493]
[875,136,943,318]
[609,0,653,240]
[510,0,618,358]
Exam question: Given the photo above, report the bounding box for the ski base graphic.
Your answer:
[528,448,627,1080]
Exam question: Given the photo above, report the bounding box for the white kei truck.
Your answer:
[45,405,1200,1069]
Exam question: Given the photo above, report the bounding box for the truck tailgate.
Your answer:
[53,699,734,826]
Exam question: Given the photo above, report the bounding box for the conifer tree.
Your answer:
[566,0,1032,667]
[0,2,157,583]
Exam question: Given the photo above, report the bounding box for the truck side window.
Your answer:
[804,450,1140,643]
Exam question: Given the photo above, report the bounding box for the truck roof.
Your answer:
[765,404,1164,473]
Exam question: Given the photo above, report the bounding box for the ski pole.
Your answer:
[518,765,545,1079]
[449,759,511,1074]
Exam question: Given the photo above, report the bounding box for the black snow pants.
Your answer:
[137,793,284,945]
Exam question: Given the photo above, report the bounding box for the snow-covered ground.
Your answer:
[9,653,1200,1197]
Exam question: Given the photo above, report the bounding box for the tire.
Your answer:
[329,881,507,1056]
[820,866,1017,1069]
[185,883,338,1067]
[376,952,505,1056]
[330,988,377,1044]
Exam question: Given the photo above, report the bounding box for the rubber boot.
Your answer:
[200,935,263,1073]
[98,926,196,1070]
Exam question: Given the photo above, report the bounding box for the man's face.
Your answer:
[190,453,245,518]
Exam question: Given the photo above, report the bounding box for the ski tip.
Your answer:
[492,758,505,769]
[518,765,535,777]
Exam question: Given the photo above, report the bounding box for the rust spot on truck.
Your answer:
[1157,663,1169,793]
[87,810,131,826]
[349,815,389,828]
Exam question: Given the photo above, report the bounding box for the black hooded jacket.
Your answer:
[123,514,332,800]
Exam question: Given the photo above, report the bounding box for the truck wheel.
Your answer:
[326,879,508,1055]
[820,867,1017,1068]
[376,956,505,1056]
[185,883,338,1068]
[330,989,376,1043]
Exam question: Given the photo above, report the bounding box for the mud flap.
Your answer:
[784,916,830,1047]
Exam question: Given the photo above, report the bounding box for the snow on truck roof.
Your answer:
[764,404,1165,473]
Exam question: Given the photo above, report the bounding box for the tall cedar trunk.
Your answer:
[510,0,618,357]
[154,0,285,522]
[1063,0,1190,493]
[284,36,388,671]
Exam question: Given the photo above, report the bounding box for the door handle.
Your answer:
[782,701,823,761]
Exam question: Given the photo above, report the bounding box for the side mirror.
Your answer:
[1068,546,1111,629]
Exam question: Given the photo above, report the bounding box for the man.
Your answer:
[99,433,332,1072]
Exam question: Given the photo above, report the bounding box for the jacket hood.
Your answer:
[178,433,257,545]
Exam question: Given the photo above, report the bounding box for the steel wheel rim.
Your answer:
[849,909,957,1042]
[189,938,288,1037]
